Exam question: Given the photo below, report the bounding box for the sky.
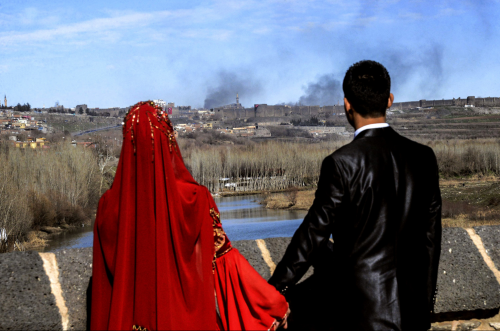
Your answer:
[1,0,499,109]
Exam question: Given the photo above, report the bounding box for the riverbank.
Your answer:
[261,178,500,228]
[18,222,92,252]
[259,189,315,210]
[216,186,314,198]
[14,194,309,252]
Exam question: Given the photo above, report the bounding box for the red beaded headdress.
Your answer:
[123,100,178,161]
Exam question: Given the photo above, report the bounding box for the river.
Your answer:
[36,194,308,252]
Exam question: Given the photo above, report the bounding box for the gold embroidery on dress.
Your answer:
[211,208,226,253]
[168,132,177,152]
[214,228,226,251]
[210,208,221,224]
[210,207,233,272]
[212,251,217,271]
[130,113,136,153]
[132,325,148,331]
[146,114,155,161]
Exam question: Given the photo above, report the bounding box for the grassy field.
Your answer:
[388,107,500,139]
[440,178,500,227]
[43,114,121,133]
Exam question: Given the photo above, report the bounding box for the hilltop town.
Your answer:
[3,92,500,151]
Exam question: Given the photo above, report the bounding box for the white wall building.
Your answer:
[153,99,167,108]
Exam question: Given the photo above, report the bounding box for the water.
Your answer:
[215,195,307,241]
[36,225,95,252]
[38,194,308,252]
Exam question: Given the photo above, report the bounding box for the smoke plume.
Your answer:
[204,71,262,109]
[298,74,342,106]
[382,45,444,99]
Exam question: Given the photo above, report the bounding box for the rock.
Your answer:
[261,237,291,266]
[0,251,62,330]
[491,322,500,330]
[457,321,481,330]
[0,232,500,329]
[434,227,500,313]
[59,224,70,230]
[232,240,271,280]
[54,248,93,330]
[264,237,314,283]
[40,226,63,234]
[474,226,500,271]
[430,323,453,330]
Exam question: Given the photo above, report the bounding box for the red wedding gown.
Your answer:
[91,101,288,330]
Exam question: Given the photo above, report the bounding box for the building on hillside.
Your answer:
[13,139,49,149]
[221,93,243,109]
[76,104,88,114]
[153,99,167,108]
[216,128,234,134]
[233,125,256,136]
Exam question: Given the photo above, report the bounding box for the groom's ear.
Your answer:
[344,97,355,125]
[387,93,394,108]
[344,97,351,112]
[344,97,354,118]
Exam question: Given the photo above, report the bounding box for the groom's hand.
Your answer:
[277,307,291,329]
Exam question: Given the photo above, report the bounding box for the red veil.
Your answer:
[91,101,288,330]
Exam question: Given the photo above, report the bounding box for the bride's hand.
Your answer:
[277,307,291,329]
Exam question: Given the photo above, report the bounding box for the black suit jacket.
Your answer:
[269,127,442,331]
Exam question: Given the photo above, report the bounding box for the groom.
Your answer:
[269,60,442,331]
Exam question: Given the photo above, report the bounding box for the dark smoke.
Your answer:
[295,45,444,105]
[204,71,262,109]
[382,45,444,99]
[298,74,342,106]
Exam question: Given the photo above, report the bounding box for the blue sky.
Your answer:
[1,0,499,108]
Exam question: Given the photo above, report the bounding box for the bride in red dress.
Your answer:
[91,101,289,330]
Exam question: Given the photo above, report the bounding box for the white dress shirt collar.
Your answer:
[354,123,390,138]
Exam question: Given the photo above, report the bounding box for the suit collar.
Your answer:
[353,126,397,141]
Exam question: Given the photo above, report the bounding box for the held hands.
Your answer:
[276,307,291,329]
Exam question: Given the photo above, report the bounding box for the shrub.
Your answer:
[28,191,57,228]
[0,142,104,251]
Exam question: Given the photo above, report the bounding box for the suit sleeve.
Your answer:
[268,156,345,292]
[426,149,442,313]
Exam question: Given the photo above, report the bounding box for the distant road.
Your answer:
[72,124,121,136]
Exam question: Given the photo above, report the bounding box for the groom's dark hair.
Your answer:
[343,60,391,118]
